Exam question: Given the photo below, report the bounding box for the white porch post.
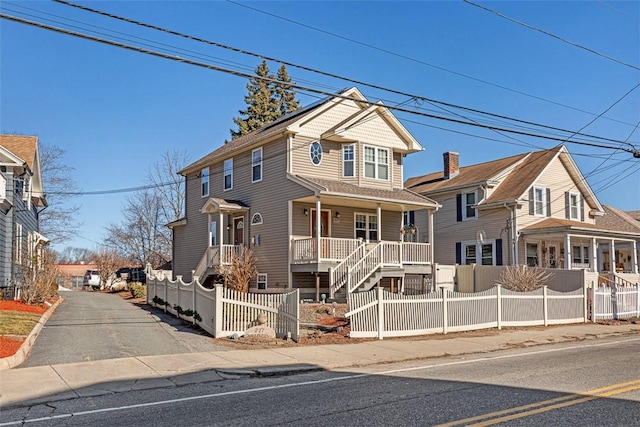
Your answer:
[632,241,638,274]
[316,197,321,260]
[218,212,224,245]
[377,204,382,241]
[590,238,597,273]
[610,239,616,272]
[428,209,434,263]
[208,213,212,246]
[564,235,571,270]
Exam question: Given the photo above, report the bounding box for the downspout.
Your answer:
[504,202,518,265]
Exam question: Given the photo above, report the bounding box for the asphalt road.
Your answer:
[4,336,639,426]
[20,289,229,368]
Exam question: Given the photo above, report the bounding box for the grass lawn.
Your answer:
[0,311,41,335]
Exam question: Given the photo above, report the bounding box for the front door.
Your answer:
[548,244,558,268]
[234,217,244,245]
[311,210,329,238]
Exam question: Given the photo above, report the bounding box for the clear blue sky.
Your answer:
[1,1,639,253]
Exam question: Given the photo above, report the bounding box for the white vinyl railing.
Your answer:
[348,242,383,293]
[193,245,243,281]
[329,242,365,298]
[591,285,640,321]
[347,285,587,339]
[291,237,360,263]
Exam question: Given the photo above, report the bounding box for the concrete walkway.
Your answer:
[2,321,639,408]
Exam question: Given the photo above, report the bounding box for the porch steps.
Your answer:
[361,270,383,292]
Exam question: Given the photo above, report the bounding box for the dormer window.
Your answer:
[364,146,388,180]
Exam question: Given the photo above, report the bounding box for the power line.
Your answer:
[596,0,640,25]
[3,12,635,156]
[48,0,637,147]
[224,0,638,128]
[464,0,640,72]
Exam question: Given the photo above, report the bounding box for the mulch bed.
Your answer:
[0,298,55,358]
[0,336,25,358]
[0,300,47,315]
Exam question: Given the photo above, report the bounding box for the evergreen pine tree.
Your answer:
[275,64,300,115]
[230,60,279,140]
[229,61,301,141]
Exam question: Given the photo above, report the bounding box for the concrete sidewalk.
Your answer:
[2,322,639,408]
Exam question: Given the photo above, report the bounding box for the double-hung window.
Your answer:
[463,191,477,220]
[355,213,378,241]
[224,158,233,190]
[572,245,589,264]
[363,146,389,180]
[252,148,262,182]
[201,168,209,197]
[533,186,545,216]
[526,242,539,267]
[569,192,580,220]
[343,144,354,177]
[461,240,495,265]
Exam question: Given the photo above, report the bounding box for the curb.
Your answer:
[0,296,64,370]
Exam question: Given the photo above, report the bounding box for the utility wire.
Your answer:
[224,0,638,128]
[3,12,635,155]
[464,0,640,72]
[596,0,640,25]
[49,0,636,146]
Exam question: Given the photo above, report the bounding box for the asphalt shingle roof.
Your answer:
[0,134,38,170]
[596,205,640,234]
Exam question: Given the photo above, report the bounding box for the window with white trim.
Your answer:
[201,168,209,197]
[210,221,217,246]
[533,186,545,216]
[257,273,267,290]
[355,213,378,241]
[252,148,262,182]
[572,245,589,264]
[462,240,496,265]
[363,146,389,180]
[569,192,580,220]
[343,144,354,177]
[526,242,539,267]
[224,158,233,190]
[251,213,263,225]
[463,191,477,220]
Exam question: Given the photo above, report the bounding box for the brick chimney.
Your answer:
[443,151,459,179]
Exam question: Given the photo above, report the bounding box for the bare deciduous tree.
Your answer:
[91,249,127,289]
[56,246,94,264]
[104,149,189,267]
[39,143,81,244]
[498,265,553,292]
[220,247,257,292]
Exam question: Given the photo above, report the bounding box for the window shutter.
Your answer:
[580,196,585,222]
[564,192,570,219]
[546,188,551,217]
[455,242,462,264]
[496,239,503,266]
[456,194,462,222]
[528,187,534,215]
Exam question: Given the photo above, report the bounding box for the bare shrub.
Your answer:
[91,249,128,289]
[498,265,553,292]
[21,249,59,305]
[220,247,257,292]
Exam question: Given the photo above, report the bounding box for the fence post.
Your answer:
[192,276,197,326]
[496,284,502,330]
[591,285,596,323]
[442,287,448,334]
[637,284,640,318]
[583,281,588,323]
[543,285,548,327]
[377,286,384,340]
[214,285,223,338]
[164,276,169,313]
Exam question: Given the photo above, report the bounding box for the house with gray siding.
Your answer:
[405,146,639,283]
[0,135,48,296]
[171,88,440,299]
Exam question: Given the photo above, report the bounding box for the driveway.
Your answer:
[20,290,230,368]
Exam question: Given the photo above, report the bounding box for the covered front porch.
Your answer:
[520,220,639,275]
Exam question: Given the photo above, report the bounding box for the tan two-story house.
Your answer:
[171,88,440,300]
[406,146,639,281]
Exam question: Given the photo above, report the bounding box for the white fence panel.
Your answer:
[383,291,444,337]
[502,288,544,326]
[447,288,497,332]
[474,266,505,292]
[547,288,585,324]
[593,285,640,320]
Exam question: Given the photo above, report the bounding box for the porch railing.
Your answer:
[329,242,366,298]
[571,262,590,270]
[348,242,383,293]
[194,245,243,281]
[291,237,360,263]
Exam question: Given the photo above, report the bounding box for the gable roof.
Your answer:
[180,87,422,175]
[406,145,603,212]
[626,210,640,222]
[596,205,640,234]
[0,134,38,170]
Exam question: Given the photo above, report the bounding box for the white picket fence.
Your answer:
[346,285,587,339]
[591,285,640,321]
[147,276,299,341]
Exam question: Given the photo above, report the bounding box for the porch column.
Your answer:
[218,212,224,245]
[610,240,616,272]
[208,213,212,246]
[564,235,571,270]
[632,241,638,274]
[590,238,597,273]
[428,209,434,263]
[377,204,382,241]
[316,197,321,260]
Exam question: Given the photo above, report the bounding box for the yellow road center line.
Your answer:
[436,379,640,427]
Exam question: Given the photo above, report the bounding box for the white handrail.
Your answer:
[348,242,383,293]
[329,242,365,298]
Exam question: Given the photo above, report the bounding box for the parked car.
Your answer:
[83,269,101,290]
[127,267,146,284]
[115,267,131,280]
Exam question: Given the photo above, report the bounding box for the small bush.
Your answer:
[129,283,146,299]
[498,265,553,292]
